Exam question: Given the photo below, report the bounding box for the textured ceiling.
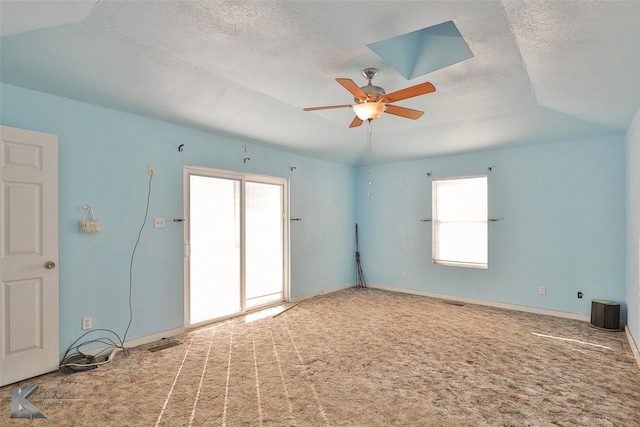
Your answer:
[367,20,474,80]
[1,1,639,165]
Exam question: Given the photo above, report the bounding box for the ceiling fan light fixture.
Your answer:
[304,69,432,127]
[353,101,385,121]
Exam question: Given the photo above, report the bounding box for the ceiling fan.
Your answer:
[303,68,436,128]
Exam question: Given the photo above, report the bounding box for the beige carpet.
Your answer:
[2,288,640,426]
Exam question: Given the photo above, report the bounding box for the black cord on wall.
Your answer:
[60,173,154,373]
[122,173,153,344]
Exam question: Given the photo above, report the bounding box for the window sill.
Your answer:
[433,260,488,270]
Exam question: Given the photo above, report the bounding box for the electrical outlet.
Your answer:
[82,316,92,330]
[538,286,546,295]
[154,217,166,229]
[148,164,156,176]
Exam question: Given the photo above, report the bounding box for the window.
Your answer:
[432,175,488,269]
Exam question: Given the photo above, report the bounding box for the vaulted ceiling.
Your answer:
[1,1,639,165]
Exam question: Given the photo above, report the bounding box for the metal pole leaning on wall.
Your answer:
[355,224,366,288]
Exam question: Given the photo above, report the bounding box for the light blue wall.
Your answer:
[1,83,356,353]
[626,108,640,346]
[356,136,627,318]
[1,81,633,356]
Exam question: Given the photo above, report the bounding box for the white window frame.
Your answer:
[432,175,488,269]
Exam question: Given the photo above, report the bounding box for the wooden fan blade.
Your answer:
[336,78,367,100]
[303,104,353,112]
[349,116,364,128]
[383,82,436,103]
[384,104,424,120]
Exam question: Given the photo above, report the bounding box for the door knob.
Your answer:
[45,261,56,269]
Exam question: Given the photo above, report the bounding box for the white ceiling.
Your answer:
[1,1,639,165]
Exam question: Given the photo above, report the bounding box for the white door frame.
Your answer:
[182,165,289,328]
[1,125,59,386]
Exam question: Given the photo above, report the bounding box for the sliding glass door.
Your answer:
[189,175,242,322]
[245,182,284,308]
[185,167,288,326]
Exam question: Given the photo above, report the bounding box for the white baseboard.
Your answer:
[69,326,185,358]
[289,283,354,303]
[121,327,185,348]
[625,326,640,370]
[367,284,591,322]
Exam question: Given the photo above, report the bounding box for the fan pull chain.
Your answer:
[366,119,373,197]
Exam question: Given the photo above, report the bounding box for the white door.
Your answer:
[0,125,59,387]
[184,166,288,327]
